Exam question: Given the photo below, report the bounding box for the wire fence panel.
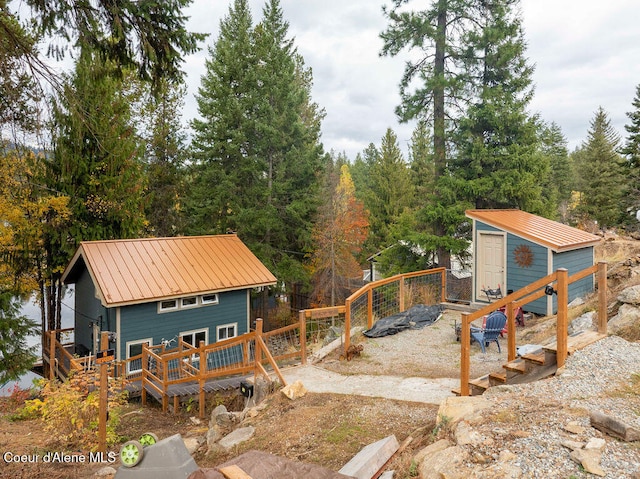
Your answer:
[446,269,472,304]
[404,271,444,308]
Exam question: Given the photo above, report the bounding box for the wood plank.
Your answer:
[218,465,254,479]
[469,375,490,390]
[489,372,506,384]
[543,330,606,354]
[503,358,526,374]
[521,350,546,365]
[339,435,400,479]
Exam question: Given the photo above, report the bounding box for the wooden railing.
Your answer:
[42,328,84,380]
[458,262,608,396]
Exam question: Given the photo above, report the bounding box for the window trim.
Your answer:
[200,293,219,305]
[179,328,209,348]
[126,338,153,374]
[158,299,178,313]
[180,296,198,309]
[216,323,238,342]
[158,293,220,313]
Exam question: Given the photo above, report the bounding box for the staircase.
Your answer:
[456,329,607,396]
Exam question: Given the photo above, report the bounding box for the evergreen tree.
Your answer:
[575,107,626,228]
[621,84,640,226]
[0,292,39,387]
[139,79,188,236]
[363,128,413,251]
[539,122,572,220]
[453,0,549,215]
[47,50,147,329]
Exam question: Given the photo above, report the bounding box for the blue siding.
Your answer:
[74,267,108,355]
[506,236,549,315]
[475,222,500,233]
[554,247,595,302]
[118,289,249,358]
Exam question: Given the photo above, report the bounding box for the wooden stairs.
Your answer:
[455,329,607,396]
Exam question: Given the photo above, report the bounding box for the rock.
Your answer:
[413,438,451,465]
[183,436,202,455]
[590,410,640,441]
[608,304,640,333]
[560,440,584,451]
[564,421,586,435]
[618,284,640,305]
[585,437,606,451]
[418,445,468,479]
[210,405,228,427]
[281,380,307,400]
[570,448,605,477]
[454,420,484,446]
[568,311,595,334]
[189,416,202,426]
[218,426,256,450]
[436,396,494,426]
[206,425,222,450]
[568,296,585,307]
[95,466,117,478]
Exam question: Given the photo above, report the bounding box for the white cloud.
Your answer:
[183,0,640,158]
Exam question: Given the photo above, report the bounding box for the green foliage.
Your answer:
[620,84,640,227]
[24,0,206,86]
[19,373,128,449]
[573,107,626,228]
[0,293,39,387]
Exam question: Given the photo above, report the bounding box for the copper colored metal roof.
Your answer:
[466,209,601,252]
[62,235,277,307]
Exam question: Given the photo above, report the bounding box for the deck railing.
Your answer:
[458,262,608,396]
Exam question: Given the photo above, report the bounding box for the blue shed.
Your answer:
[61,235,277,370]
[466,209,601,315]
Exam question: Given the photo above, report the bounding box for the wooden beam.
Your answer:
[218,465,254,479]
[460,312,470,396]
[556,268,568,368]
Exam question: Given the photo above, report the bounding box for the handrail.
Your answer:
[459,262,607,396]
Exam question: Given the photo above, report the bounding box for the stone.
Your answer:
[590,411,640,442]
[218,426,256,450]
[608,304,640,334]
[564,421,586,435]
[189,416,202,426]
[454,420,484,446]
[568,311,595,334]
[585,437,606,451]
[183,436,202,455]
[436,396,494,427]
[618,284,640,305]
[281,380,307,400]
[413,439,451,465]
[570,448,605,477]
[560,440,584,451]
[206,426,222,450]
[95,466,117,478]
[418,445,468,479]
[339,435,399,479]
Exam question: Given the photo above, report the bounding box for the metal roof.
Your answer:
[62,235,277,307]
[465,209,602,253]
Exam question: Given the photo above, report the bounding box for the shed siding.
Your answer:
[506,236,549,315]
[74,266,108,355]
[553,247,595,302]
[475,221,500,234]
[118,289,249,355]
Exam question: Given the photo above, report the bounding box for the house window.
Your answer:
[201,293,219,305]
[158,299,178,312]
[217,323,237,342]
[126,338,152,374]
[181,296,198,308]
[180,328,208,348]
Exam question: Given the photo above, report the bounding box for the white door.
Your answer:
[477,232,505,301]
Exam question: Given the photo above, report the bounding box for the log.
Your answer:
[339,435,400,479]
[590,411,640,442]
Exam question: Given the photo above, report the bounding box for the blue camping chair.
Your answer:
[470,310,507,353]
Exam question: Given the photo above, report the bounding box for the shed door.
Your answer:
[477,232,505,301]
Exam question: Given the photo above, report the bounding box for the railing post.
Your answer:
[141,345,147,405]
[441,268,447,303]
[399,276,405,313]
[49,330,55,380]
[507,301,516,362]
[299,311,307,366]
[98,331,109,453]
[556,269,568,368]
[460,312,470,396]
[367,289,373,330]
[199,340,205,419]
[597,261,608,334]
[254,318,263,383]
[344,299,351,352]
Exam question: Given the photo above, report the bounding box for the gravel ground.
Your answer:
[468,335,640,478]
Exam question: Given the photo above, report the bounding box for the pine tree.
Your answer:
[575,107,626,228]
[0,292,39,386]
[621,84,640,225]
[453,0,549,215]
[539,122,572,220]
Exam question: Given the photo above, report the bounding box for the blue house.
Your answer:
[466,209,601,315]
[61,235,277,371]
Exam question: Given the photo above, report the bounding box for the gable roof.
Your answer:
[62,235,277,307]
[466,209,601,253]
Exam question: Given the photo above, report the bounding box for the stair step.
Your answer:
[504,358,527,374]
[544,330,607,354]
[489,372,507,385]
[469,375,490,394]
[522,350,547,365]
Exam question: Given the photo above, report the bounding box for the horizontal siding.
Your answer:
[74,268,108,355]
[506,236,548,315]
[554,247,595,302]
[119,289,249,353]
[475,221,501,233]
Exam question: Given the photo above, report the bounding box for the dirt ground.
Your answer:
[2,235,639,479]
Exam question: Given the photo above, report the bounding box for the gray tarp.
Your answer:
[363,304,443,338]
[188,450,354,479]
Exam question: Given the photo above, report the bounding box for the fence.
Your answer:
[458,262,608,396]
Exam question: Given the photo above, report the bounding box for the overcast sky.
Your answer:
[182,0,640,160]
